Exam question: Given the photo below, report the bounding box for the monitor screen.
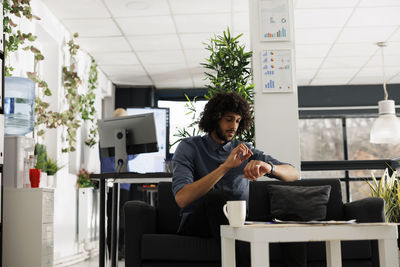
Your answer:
[98,113,158,160]
[127,107,169,173]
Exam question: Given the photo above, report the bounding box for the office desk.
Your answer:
[90,172,172,267]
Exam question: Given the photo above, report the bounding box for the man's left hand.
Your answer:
[243,160,271,181]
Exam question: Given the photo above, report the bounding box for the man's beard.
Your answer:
[216,125,235,143]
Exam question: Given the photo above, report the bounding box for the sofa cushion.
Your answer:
[141,234,220,261]
[267,184,331,221]
[248,179,345,221]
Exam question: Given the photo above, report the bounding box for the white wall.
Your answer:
[249,0,301,170]
[8,0,113,263]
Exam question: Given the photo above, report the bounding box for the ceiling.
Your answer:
[41,0,400,88]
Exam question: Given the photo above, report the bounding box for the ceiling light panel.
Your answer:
[144,63,188,76]
[174,14,231,34]
[116,16,176,35]
[128,35,181,51]
[294,8,353,28]
[77,37,131,53]
[348,7,400,27]
[180,33,213,50]
[233,13,249,33]
[41,0,109,19]
[329,43,377,57]
[295,44,332,58]
[169,0,231,14]
[322,56,368,69]
[295,28,341,44]
[155,78,194,89]
[233,0,249,12]
[104,0,170,17]
[90,52,140,65]
[336,26,397,43]
[63,19,122,37]
[359,0,400,7]
[136,50,185,65]
[295,0,358,8]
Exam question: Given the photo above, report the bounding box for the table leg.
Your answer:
[326,240,341,267]
[250,242,269,267]
[99,179,105,267]
[110,183,120,267]
[378,238,399,267]
[221,237,235,267]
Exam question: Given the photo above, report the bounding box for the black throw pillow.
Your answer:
[266,184,331,221]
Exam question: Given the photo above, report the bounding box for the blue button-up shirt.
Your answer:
[172,134,285,228]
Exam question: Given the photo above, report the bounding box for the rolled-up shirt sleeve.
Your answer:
[172,139,196,196]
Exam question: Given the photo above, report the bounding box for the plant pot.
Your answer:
[40,172,47,188]
[47,175,56,188]
[29,169,41,188]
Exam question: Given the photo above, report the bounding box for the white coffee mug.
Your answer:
[223,200,246,227]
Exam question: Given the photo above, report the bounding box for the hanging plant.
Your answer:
[82,58,99,147]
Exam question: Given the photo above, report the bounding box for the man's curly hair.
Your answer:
[199,92,252,135]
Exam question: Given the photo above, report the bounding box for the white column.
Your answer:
[249,0,301,169]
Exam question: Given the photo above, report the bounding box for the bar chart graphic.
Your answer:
[260,0,290,41]
[261,49,292,93]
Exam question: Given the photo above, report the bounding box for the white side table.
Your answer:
[221,223,398,267]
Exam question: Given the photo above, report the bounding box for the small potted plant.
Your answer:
[76,168,95,188]
[34,143,47,187]
[46,157,62,188]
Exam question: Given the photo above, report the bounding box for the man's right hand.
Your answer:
[222,143,253,170]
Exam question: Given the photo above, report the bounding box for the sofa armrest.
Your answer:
[344,197,385,222]
[124,200,156,267]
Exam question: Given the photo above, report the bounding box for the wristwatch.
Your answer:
[266,161,275,177]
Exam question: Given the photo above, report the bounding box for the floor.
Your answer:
[69,256,124,267]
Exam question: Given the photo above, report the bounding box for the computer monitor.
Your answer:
[127,107,169,173]
[98,113,158,172]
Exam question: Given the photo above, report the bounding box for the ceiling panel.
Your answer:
[41,0,109,19]
[295,44,332,58]
[316,68,359,79]
[116,16,176,35]
[294,8,353,28]
[145,63,188,76]
[295,57,324,70]
[77,37,131,53]
[322,56,368,69]
[63,19,122,37]
[348,7,400,27]
[336,26,397,43]
[128,35,181,51]
[155,78,194,88]
[365,53,400,68]
[359,0,400,7]
[180,33,213,50]
[90,52,140,65]
[295,0,358,8]
[295,28,341,44]
[137,50,185,65]
[184,49,210,67]
[353,66,400,81]
[100,64,152,85]
[104,0,170,17]
[329,43,377,57]
[169,0,231,14]
[311,77,352,85]
[174,14,231,33]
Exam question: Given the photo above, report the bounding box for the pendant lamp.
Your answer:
[370,42,400,144]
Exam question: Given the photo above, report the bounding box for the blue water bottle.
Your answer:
[4,77,35,136]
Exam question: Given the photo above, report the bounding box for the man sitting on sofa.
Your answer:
[172,92,305,267]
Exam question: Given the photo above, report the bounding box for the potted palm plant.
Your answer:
[46,157,62,188]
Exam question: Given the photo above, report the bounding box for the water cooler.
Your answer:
[3,136,34,188]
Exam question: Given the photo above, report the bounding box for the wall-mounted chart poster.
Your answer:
[261,49,293,93]
[259,0,290,42]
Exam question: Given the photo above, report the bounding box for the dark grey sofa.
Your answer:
[124,178,385,267]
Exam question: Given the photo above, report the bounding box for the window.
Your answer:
[158,100,207,153]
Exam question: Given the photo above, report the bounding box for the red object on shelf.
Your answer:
[29,169,41,188]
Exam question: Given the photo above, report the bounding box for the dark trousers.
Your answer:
[179,190,307,267]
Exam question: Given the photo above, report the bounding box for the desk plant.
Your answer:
[366,168,400,223]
